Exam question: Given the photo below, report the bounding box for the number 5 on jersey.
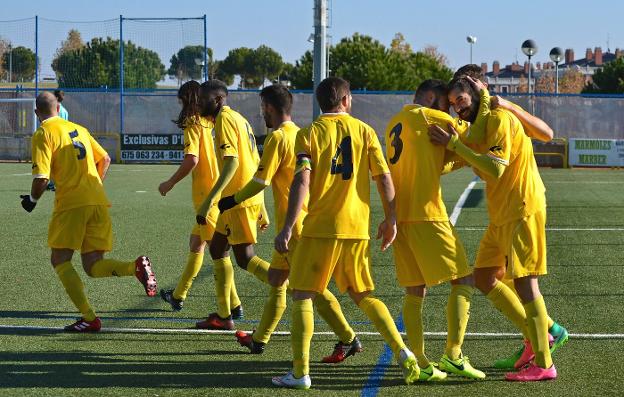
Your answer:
[69,130,86,160]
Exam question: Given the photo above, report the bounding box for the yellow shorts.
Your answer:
[191,205,219,242]
[393,221,472,287]
[48,205,113,253]
[215,204,262,245]
[475,210,547,279]
[289,237,373,294]
[270,237,299,271]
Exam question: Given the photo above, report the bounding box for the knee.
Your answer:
[268,269,288,287]
[474,269,498,294]
[208,242,226,260]
[348,289,370,305]
[405,285,426,298]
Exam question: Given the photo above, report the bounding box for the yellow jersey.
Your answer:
[295,113,389,239]
[31,116,109,212]
[253,121,306,233]
[385,104,465,222]
[471,108,546,225]
[184,116,220,210]
[214,106,262,207]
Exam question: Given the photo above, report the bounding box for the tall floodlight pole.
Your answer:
[466,36,477,64]
[312,0,328,119]
[521,39,538,94]
[549,47,563,94]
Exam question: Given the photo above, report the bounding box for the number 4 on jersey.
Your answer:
[331,136,353,180]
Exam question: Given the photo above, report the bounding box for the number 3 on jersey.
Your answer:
[69,130,86,160]
[388,123,403,164]
[331,136,353,180]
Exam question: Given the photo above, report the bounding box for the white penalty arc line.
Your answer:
[449,176,480,226]
[0,325,622,339]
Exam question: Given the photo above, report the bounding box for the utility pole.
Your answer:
[312,0,328,119]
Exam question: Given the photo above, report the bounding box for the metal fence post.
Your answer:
[203,14,208,82]
[35,15,38,96]
[119,15,124,134]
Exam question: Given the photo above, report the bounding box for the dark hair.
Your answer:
[173,80,201,129]
[315,77,350,112]
[415,79,449,100]
[453,64,485,82]
[259,84,293,115]
[200,79,228,97]
[448,76,478,97]
[53,89,64,102]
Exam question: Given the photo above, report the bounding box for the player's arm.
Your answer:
[493,96,554,142]
[464,76,490,144]
[89,135,111,181]
[429,123,506,179]
[196,156,239,224]
[159,123,201,195]
[274,165,309,254]
[22,129,51,212]
[218,133,281,213]
[441,150,467,175]
[368,127,396,250]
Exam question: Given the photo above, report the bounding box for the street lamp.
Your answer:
[521,39,538,94]
[549,47,563,94]
[466,36,477,64]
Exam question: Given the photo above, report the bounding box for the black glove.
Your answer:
[196,215,207,225]
[20,195,37,212]
[218,195,238,213]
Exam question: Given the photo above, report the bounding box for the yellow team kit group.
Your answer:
[22,68,567,389]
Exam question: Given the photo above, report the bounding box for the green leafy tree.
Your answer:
[221,46,284,88]
[168,45,211,83]
[52,37,165,88]
[1,46,37,82]
[583,57,624,93]
[289,51,314,89]
[221,47,254,88]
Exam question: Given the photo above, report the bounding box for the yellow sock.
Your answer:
[173,252,204,300]
[446,285,473,360]
[524,296,553,368]
[89,258,134,278]
[503,277,555,329]
[486,281,529,339]
[213,257,234,318]
[254,284,288,344]
[292,299,314,378]
[403,294,428,367]
[358,295,405,356]
[314,289,355,344]
[54,261,96,321]
[247,256,270,284]
[230,279,242,310]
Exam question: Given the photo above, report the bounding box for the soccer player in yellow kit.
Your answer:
[385,79,485,381]
[272,77,419,389]
[218,84,362,362]
[21,92,157,332]
[429,77,557,381]
[453,66,569,370]
[157,80,242,317]
[194,80,270,330]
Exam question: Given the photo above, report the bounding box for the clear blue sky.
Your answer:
[3,0,623,73]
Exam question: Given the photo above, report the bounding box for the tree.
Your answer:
[168,45,211,84]
[289,33,452,91]
[536,71,555,93]
[422,45,448,67]
[1,46,36,82]
[52,37,165,88]
[221,46,284,89]
[583,58,624,94]
[52,30,86,78]
[0,37,10,80]
[559,68,585,93]
[390,33,411,54]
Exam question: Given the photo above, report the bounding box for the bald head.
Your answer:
[35,92,59,119]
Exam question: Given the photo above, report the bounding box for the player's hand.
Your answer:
[465,75,487,93]
[492,95,511,110]
[429,123,458,148]
[376,217,397,251]
[158,180,174,196]
[196,198,213,225]
[20,194,37,212]
[274,227,292,254]
[218,195,238,213]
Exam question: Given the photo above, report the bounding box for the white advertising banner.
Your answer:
[569,138,624,167]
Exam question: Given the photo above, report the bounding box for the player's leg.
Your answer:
[231,243,270,284]
[198,231,235,329]
[315,287,362,363]
[338,240,419,385]
[229,204,272,284]
[80,206,156,296]
[51,248,100,332]
[161,233,206,311]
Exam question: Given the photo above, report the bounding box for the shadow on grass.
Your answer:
[0,350,387,391]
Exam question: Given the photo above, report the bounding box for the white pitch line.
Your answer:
[544,181,624,184]
[457,227,624,231]
[0,325,622,339]
[135,190,147,193]
[450,176,480,226]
